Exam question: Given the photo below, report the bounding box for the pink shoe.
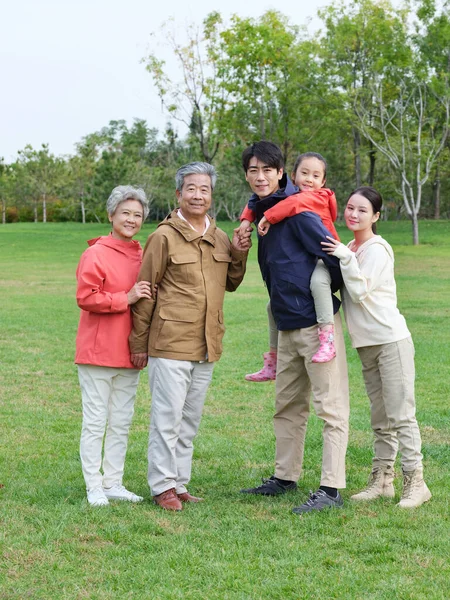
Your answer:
[245,351,277,382]
[312,326,336,363]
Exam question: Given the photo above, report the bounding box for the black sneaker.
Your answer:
[240,475,297,496]
[292,489,343,514]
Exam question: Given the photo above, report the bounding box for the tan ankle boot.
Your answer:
[351,465,395,501]
[397,467,431,508]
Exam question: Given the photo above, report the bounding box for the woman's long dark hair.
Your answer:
[347,186,382,233]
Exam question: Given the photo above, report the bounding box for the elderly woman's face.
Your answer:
[108,200,144,241]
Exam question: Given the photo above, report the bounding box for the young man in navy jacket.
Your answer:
[240,141,349,514]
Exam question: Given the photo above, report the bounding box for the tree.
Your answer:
[316,0,412,187]
[143,14,227,163]
[16,144,63,222]
[355,79,449,244]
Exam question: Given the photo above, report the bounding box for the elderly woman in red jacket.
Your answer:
[75,186,151,506]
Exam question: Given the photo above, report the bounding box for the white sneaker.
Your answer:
[103,484,144,503]
[87,487,109,507]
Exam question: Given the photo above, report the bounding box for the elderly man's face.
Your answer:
[176,174,212,221]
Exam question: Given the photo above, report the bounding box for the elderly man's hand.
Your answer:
[232,226,252,252]
[131,353,148,369]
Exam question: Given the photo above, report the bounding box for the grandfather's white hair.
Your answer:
[175,162,217,192]
[106,186,149,219]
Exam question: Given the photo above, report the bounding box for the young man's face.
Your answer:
[245,157,283,199]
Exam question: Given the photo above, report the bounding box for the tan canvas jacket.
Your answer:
[129,210,248,362]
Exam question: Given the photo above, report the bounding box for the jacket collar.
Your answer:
[159,209,217,245]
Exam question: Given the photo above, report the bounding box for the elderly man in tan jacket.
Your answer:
[129,162,251,511]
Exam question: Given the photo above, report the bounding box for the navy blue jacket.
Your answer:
[251,175,343,331]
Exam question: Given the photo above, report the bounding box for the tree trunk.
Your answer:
[42,193,47,223]
[34,200,38,222]
[368,143,376,185]
[1,198,5,224]
[81,200,86,224]
[411,212,419,245]
[353,127,361,187]
[433,164,441,220]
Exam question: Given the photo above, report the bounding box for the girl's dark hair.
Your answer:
[292,152,327,179]
[348,186,383,233]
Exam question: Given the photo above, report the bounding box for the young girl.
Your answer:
[322,186,431,508]
[239,152,339,382]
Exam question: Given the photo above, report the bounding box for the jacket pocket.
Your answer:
[153,305,199,352]
[170,254,199,286]
[212,252,232,287]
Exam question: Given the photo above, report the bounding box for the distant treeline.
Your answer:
[1,0,449,244]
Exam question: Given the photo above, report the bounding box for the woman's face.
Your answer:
[109,199,144,241]
[344,194,379,233]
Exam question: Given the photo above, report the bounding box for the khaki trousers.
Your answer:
[78,365,140,491]
[274,312,349,488]
[148,358,214,496]
[357,337,423,471]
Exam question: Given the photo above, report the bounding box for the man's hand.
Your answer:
[131,352,148,369]
[232,226,252,251]
[127,281,152,305]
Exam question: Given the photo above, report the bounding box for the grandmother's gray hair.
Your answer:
[106,186,149,219]
[175,162,217,192]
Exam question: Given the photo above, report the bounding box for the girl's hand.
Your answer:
[127,280,152,305]
[258,216,271,236]
[321,236,341,255]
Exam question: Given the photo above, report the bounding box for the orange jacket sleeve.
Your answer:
[240,205,255,222]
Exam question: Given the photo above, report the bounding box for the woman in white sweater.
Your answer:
[322,186,430,509]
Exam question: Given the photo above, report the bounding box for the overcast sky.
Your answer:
[1,0,327,162]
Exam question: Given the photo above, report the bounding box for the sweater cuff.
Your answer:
[332,243,353,261]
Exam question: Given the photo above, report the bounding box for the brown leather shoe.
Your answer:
[177,492,204,503]
[153,488,182,511]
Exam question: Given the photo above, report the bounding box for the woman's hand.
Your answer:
[127,281,152,305]
[321,236,341,255]
[257,216,271,236]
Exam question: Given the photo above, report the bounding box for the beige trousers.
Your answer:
[148,357,214,496]
[274,312,349,488]
[78,365,140,491]
[357,336,423,471]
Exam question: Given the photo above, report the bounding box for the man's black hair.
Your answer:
[242,141,284,172]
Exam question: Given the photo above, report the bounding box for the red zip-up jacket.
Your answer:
[241,188,339,240]
[75,234,142,368]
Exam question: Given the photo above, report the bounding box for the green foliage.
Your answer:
[2,0,449,232]
[0,221,449,598]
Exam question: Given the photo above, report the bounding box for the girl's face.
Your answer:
[292,157,326,192]
[344,194,379,233]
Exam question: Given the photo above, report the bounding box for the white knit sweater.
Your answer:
[332,235,410,349]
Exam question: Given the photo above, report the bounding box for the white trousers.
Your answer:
[148,358,214,496]
[78,365,140,491]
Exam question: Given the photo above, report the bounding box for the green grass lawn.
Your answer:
[0,220,449,599]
